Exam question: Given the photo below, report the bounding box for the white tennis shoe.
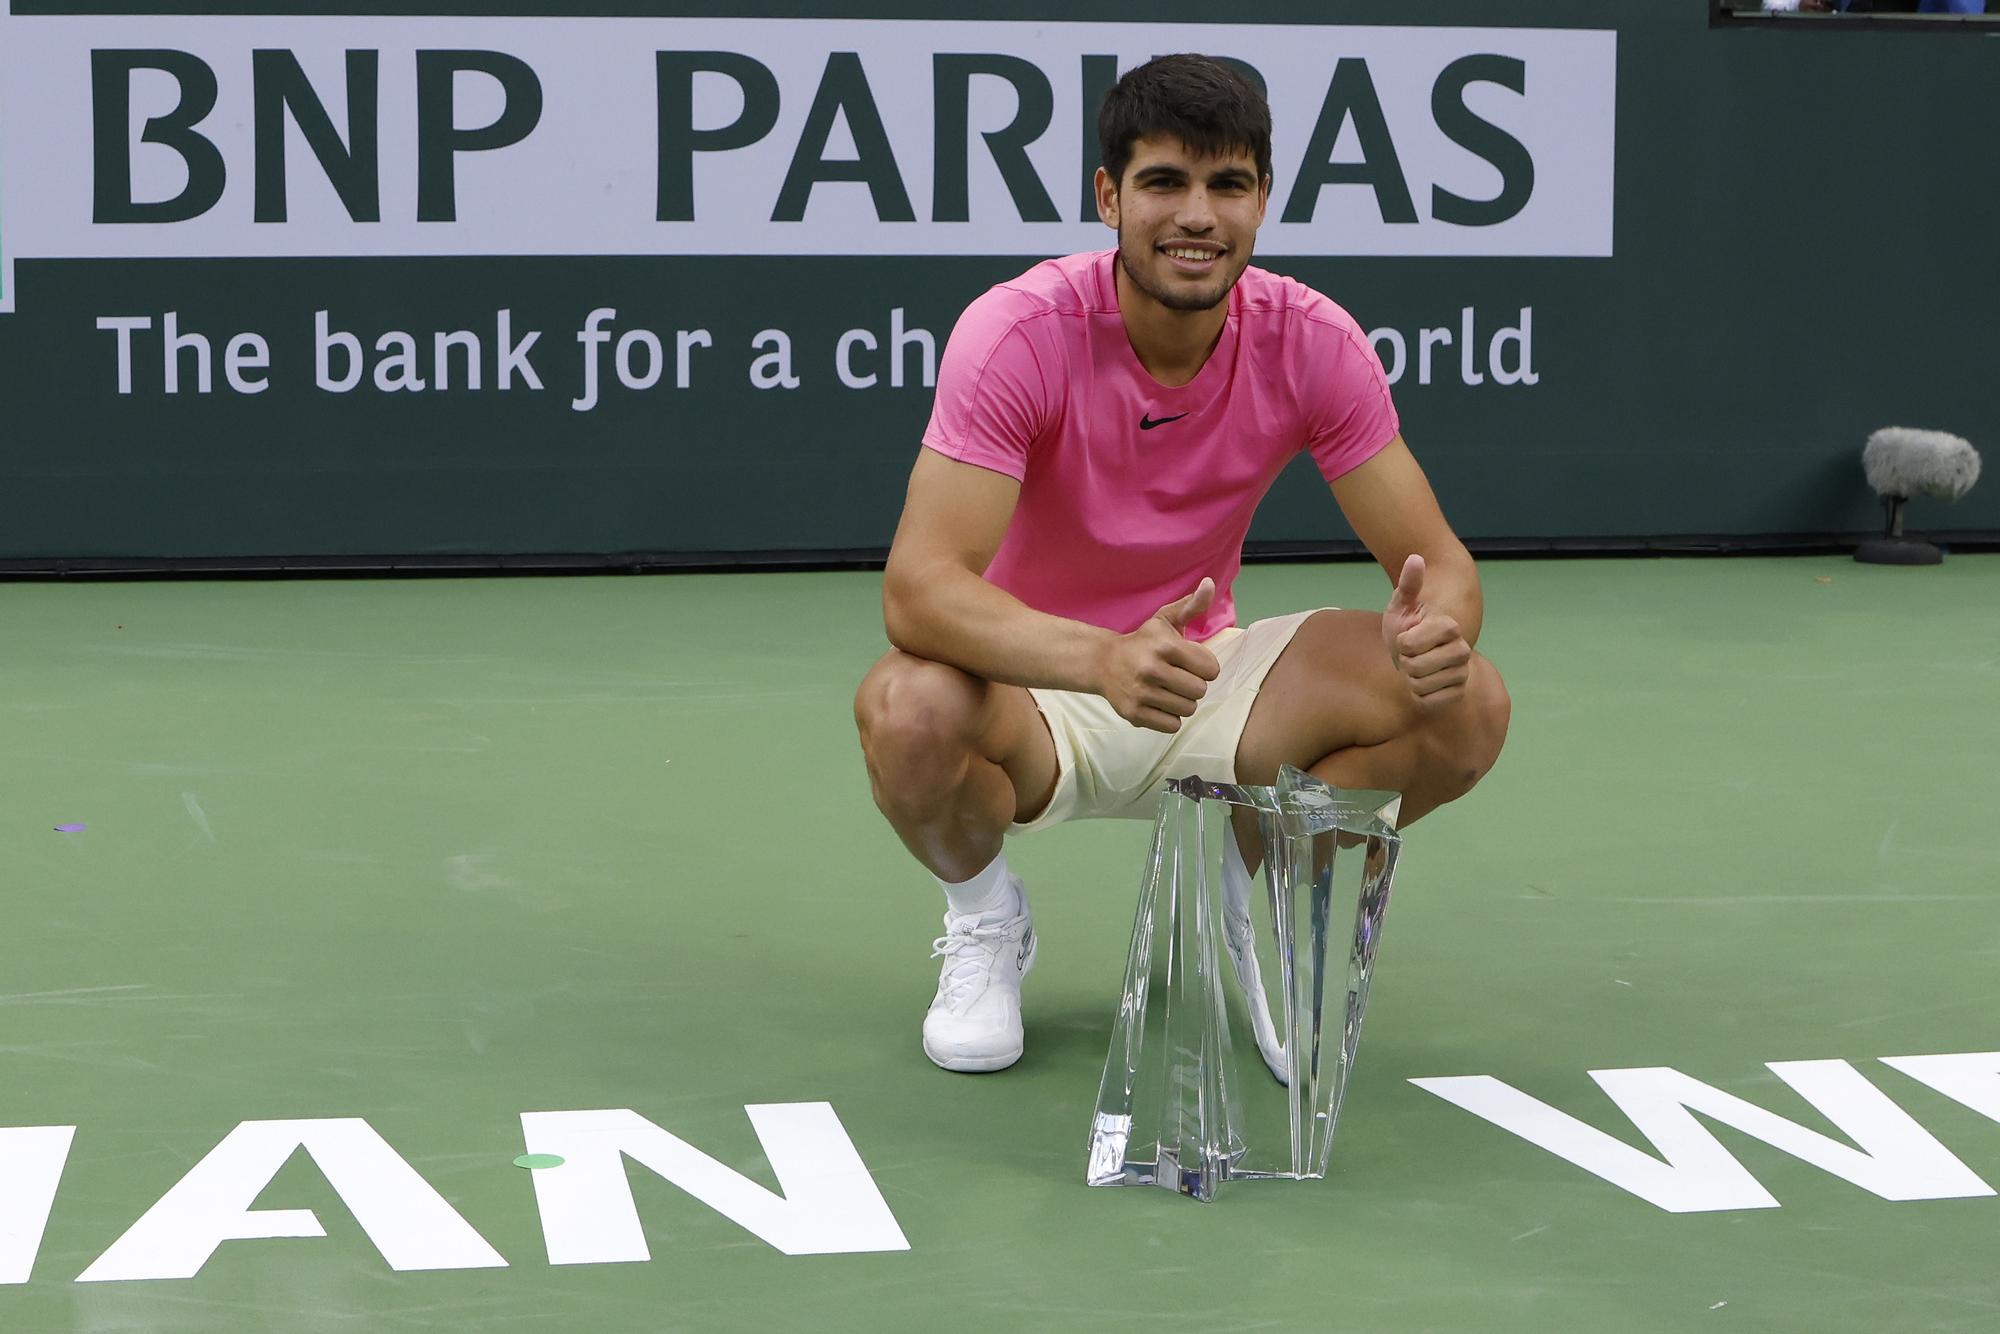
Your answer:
[922,889,1036,1073]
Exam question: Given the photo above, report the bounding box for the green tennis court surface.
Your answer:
[6,555,1997,1332]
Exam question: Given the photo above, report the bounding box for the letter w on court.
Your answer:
[1412,1056,2000,1213]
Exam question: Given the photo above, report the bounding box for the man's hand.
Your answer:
[1094,578,1223,733]
[1383,554,1472,703]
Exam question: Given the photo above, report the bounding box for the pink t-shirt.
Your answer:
[920,249,1399,641]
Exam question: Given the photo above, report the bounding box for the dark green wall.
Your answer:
[2,3,1993,563]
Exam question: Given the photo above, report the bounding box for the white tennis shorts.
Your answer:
[1010,608,1328,833]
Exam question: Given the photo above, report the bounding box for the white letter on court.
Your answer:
[1882,1051,2000,1125]
[0,1127,76,1284]
[521,1104,909,1262]
[77,1119,507,1282]
[1412,1060,1993,1213]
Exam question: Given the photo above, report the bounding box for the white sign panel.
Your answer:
[0,12,1614,285]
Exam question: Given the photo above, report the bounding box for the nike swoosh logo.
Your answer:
[1017,928,1034,969]
[1140,412,1189,431]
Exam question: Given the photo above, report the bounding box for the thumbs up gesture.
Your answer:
[1383,554,1472,703]
[1093,578,1224,733]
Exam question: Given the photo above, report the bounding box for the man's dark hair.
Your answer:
[1097,54,1273,191]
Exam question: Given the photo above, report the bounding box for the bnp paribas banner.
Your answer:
[0,19,1613,266]
[2,6,1980,562]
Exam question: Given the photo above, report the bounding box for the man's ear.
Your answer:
[1257,174,1271,225]
[1094,166,1120,230]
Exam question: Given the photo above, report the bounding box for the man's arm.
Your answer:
[1330,434,1484,704]
[882,450,1112,693]
[882,449,1220,731]
[1330,434,1483,647]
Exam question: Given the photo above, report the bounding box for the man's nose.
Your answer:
[1175,187,1216,232]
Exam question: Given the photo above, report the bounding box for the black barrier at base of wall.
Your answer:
[3,533,1995,581]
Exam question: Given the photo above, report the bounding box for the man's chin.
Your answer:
[1158,283,1228,312]
[1121,255,1236,313]
[1153,272,1234,312]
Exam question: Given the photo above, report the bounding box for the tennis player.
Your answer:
[854,54,1511,1073]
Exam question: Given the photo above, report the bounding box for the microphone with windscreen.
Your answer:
[1855,427,1981,565]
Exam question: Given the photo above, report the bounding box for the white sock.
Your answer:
[938,852,1021,921]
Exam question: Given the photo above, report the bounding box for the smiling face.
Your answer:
[1097,135,1270,314]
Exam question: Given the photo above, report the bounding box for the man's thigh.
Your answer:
[1021,614,1308,828]
[1232,609,1419,786]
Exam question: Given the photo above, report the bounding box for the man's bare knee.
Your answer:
[1470,656,1512,782]
[1429,656,1511,804]
[855,653,990,798]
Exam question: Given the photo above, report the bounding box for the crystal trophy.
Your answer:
[1086,764,1402,1202]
